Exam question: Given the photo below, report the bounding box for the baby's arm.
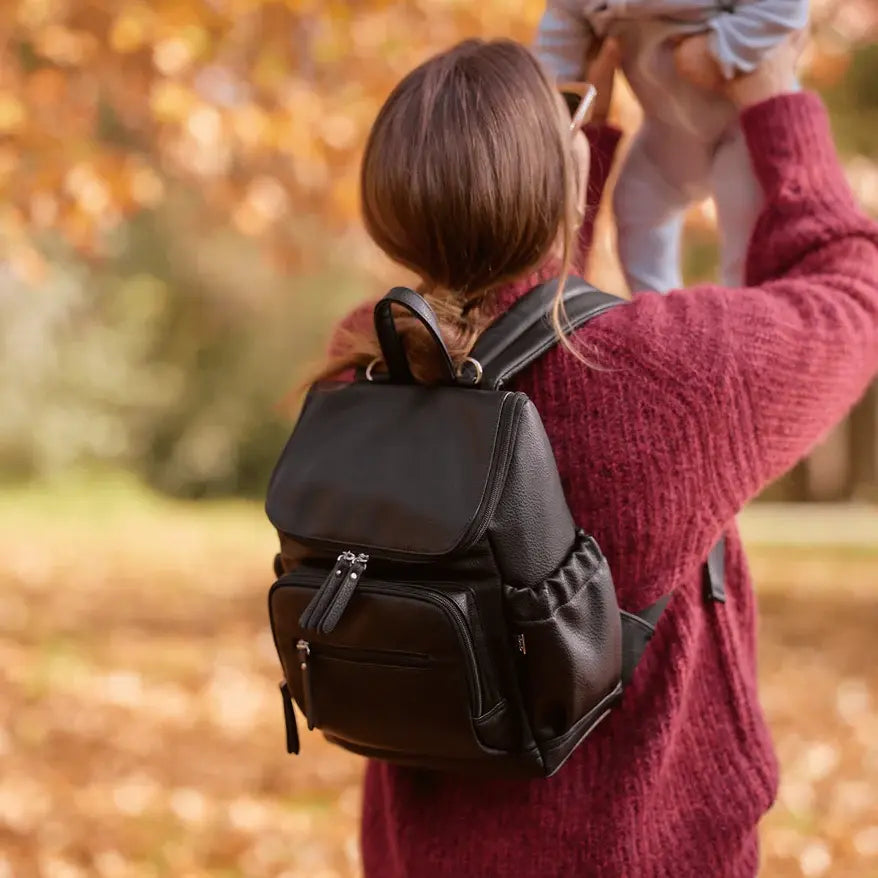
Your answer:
[535,0,595,82]
[709,0,809,79]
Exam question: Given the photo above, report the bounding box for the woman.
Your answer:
[321,33,878,878]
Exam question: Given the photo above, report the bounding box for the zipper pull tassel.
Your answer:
[279,680,300,754]
[319,553,368,634]
[298,552,354,631]
[297,639,316,730]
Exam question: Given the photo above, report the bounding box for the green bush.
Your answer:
[0,198,367,497]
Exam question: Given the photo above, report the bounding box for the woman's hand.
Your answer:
[584,38,621,125]
[674,29,805,110]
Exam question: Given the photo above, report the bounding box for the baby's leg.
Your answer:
[613,120,708,294]
[710,124,764,287]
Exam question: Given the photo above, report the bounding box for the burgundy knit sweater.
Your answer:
[355,94,878,877]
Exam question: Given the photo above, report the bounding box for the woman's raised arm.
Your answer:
[593,90,878,533]
[573,38,623,270]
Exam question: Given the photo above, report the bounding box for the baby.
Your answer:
[536,0,809,292]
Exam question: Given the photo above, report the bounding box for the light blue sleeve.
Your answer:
[709,0,810,79]
[534,0,595,82]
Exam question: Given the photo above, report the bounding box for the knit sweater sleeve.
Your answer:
[573,123,623,274]
[596,92,878,533]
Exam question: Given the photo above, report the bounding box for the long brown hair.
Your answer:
[319,38,580,383]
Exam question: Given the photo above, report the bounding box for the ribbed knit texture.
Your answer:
[355,93,878,878]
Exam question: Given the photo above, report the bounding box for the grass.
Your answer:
[1,474,876,877]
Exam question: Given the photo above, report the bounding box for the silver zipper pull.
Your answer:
[516,633,527,655]
[297,639,316,730]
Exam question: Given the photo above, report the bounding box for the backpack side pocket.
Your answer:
[504,530,623,773]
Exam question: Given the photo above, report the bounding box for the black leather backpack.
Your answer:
[266,277,723,778]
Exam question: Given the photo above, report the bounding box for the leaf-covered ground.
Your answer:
[1,481,876,878]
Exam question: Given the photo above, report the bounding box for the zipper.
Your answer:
[306,642,430,668]
[281,573,493,717]
[454,393,525,549]
[297,639,316,729]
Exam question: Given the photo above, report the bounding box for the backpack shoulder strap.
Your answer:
[468,276,625,389]
[469,276,729,685]
[620,595,669,687]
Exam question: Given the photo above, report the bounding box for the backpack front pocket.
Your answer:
[270,570,507,762]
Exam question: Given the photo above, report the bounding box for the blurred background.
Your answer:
[0,1,876,877]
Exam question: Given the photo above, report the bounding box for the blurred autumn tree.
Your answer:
[0,0,875,276]
[0,0,547,280]
[0,0,876,495]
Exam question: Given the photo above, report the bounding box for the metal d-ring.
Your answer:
[364,358,382,382]
[456,356,483,386]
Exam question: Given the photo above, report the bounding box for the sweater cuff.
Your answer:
[585,123,623,165]
[741,92,846,196]
[584,122,622,203]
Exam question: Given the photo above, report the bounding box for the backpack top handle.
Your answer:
[371,278,624,388]
[373,287,457,384]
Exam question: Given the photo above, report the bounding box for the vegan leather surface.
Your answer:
[619,595,669,688]
[280,682,299,754]
[503,531,622,748]
[488,398,576,587]
[265,383,519,558]
[272,575,500,757]
[470,277,624,389]
[266,279,680,778]
[374,286,457,384]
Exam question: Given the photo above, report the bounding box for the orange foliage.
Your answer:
[0,0,874,275]
[0,0,543,269]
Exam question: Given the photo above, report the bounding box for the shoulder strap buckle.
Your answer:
[703,536,727,603]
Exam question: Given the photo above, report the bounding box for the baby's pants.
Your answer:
[609,16,765,293]
[613,113,763,293]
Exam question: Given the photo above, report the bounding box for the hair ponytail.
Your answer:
[314,39,583,385]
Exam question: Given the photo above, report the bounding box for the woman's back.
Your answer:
[360,285,775,878]
[359,296,777,876]
[295,36,878,878]
[357,91,878,877]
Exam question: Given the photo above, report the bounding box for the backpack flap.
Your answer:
[266,380,522,560]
